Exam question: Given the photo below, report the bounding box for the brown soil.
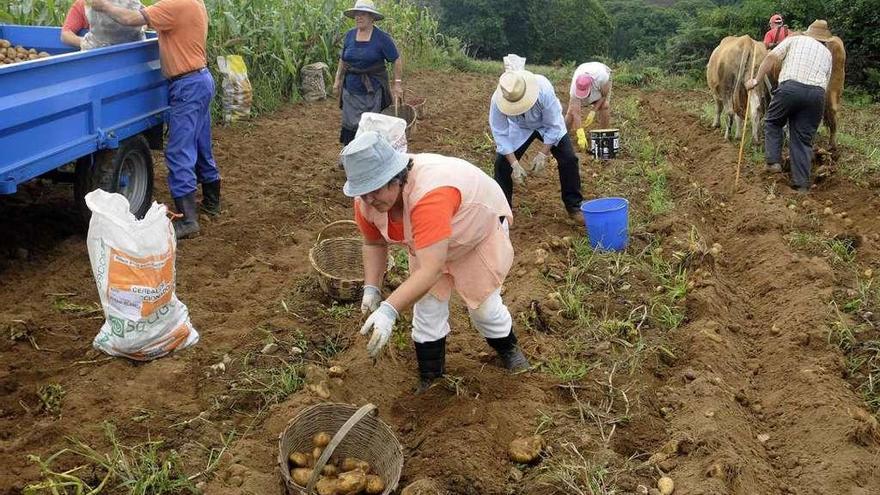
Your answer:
[1,71,878,495]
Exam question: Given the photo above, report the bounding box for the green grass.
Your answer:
[322,301,356,320]
[37,383,64,416]
[787,231,856,265]
[543,355,593,383]
[537,443,622,495]
[24,423,196,495]
[231,360,304,409]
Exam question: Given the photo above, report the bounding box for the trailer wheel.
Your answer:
[75,135,155,222]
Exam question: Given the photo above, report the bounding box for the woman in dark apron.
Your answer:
[332,0,404,145]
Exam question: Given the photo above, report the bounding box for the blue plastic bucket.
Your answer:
[580,197,629,251]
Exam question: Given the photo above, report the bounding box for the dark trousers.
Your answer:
[493,132,583,212]
[765,80,825,188]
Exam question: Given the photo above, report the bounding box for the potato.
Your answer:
[657,476,675,495]
[508,435,544,464]
[336,470,367,495]
[289,451,310,467]
[28,54,38,60]
[7,47,16,58]
[313,431,332,448]
[321,464,339,477]
[291,467,314,487]
[341,457,371,473]
[0,39,10,48]
[316,476,339,495]
[365,474,385,494]
[312,446,325,464]
[38,51,50,58]
[28,48,36,54]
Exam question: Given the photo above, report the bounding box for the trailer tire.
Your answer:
[75,135,155,223]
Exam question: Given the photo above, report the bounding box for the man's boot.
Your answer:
[173,192,201,239]
[201,180,221,217]
[413,337,446,394]
[486,331,530,372]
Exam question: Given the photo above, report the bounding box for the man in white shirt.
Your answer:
[565,62,612,151]
[489,69,584,221]
[746,20,833,193]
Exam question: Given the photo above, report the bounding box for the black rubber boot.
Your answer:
[486,331,530,372]
[201,180,221,217]
[413,337,446,394]
[173,192,201,240]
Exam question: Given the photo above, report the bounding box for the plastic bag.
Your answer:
[503,54,527,72]
[355,112,407,152]
[217,55,253,123]
[85,190,198,361]
[301,62,329,102]
[82,1,146,51]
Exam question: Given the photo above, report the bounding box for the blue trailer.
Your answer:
[0,25,167,218]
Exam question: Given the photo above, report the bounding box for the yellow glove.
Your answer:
[584,110,596,128]
[576,128,588,152]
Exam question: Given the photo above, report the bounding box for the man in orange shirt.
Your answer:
[87,0,221,239]
[343,131,530,393]
[60,0,89,48]
[763,14,790,49]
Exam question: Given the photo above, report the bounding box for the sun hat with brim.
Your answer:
[574,73,594,99]
[341,131,409,197]
[805,19,833,42]
[494,70,539,116]
[344,0,384,20]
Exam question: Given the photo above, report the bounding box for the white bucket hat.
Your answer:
[344,0,384,20]
[341,131,409,197]
[494,70,539,116]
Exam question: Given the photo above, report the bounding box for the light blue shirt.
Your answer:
[489,74,567,156]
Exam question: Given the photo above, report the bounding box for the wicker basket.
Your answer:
[278,403,403,495]
[309,220,364,302]
[381,102,417,136]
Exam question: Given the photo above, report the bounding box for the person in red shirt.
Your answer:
[61,0,89,48]
[763,14,790,49]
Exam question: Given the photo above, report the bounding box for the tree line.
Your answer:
[426,0,879,93]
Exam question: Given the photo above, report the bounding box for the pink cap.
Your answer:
[575,74,594,99]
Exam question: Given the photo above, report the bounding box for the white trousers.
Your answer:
[411,288,512,343]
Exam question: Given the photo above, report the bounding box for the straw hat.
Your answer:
[804,20,833,42]
[494,70,539,116]
[344,0,384,21]
[341,131,409,197]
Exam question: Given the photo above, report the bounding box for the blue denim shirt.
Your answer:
[489,74,567,156]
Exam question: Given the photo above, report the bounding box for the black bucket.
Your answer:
[589,128,621,160]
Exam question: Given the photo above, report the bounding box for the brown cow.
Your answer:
[707,35,770,142]
[767,34,846,149]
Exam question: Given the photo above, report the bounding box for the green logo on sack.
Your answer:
[109,316,125,337]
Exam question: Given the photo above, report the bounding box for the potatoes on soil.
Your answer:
[289,451,310,467]
[341,457,371,473]
[313,431,332,448]
[337,470,367,494]
[657,476,675,495]
[508,434,544,463]
[366,474,385,494]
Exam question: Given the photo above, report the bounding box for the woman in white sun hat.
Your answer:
[489,58,584,222]
[340,131,530,393]
[333,0,405,146]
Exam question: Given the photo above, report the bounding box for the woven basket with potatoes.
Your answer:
[278,403,403,495]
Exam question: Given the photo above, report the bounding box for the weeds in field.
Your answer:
[322,301,356,320]
[231,360,304,408]
[544,349,594,383]
[538,442,621,495]
[787,231,856,265]
[51,296,101,316]
[37,383,64,415]
[24,423,195,495]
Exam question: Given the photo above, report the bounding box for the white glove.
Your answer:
[361,285,382,314]
[511,160,528,185]
[360,301,398,357]
[530,152,547,175]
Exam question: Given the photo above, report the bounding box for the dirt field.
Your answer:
[2,70,879,494]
